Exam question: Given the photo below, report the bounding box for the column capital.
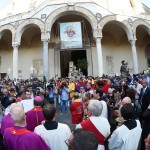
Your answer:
[12,42,20,49]
[129,40,136,46]
[95,37,102,43]
[41,30,50,42]
[42,38,50,43]
[42,39,50,47]
[93,29,103,39]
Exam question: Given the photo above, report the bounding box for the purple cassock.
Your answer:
[4,126,51,150]
[1,114,14,135]
[26,107,45,131]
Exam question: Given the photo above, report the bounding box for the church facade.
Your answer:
[0,0,150,79]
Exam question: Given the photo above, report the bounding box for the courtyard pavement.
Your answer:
[55,104,75,131]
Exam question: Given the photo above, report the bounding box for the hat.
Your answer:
[34,96,43,102]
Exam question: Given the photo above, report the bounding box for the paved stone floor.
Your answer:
[55,104,75,131]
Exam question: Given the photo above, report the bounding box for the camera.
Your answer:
[61,83,67,89]
[47,84,53,90]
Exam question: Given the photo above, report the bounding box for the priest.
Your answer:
[70,92,84,125]
[26,96,45,131]
[4,106,50,150]
[1,103,19,135]
[76,100,110,150]
[34,104,71,150]
[108,104,142,150]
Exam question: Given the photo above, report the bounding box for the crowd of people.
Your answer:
[0,73,150,150]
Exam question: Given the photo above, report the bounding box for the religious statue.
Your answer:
[120,60,129,77]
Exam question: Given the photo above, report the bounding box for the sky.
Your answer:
[0,0,150,10]
[0,0,11,10]
[141,0,150,7]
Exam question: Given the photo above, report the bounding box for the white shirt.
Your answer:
[100,100,108,119]
[34,122,71,150]
[135,83,143,100]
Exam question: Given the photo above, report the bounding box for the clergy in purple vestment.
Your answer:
[1,103,19,135]
[26,96,45,131]
[4,106,50,150]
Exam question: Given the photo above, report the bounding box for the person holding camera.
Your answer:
[59,82,70,113]
[48,81,58,105]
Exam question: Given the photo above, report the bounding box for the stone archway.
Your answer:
[45,6,97,33]
[45,6,96,77]
[0,24,15,77]
[99,15,133,40]
[0,24,16,43]
[16,19,44,44]
[132,19,150,37]
[100,15,137,75]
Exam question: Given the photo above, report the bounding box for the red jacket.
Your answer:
[70,99,83,124]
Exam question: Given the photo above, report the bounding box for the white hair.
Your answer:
[11,107,25,122]
[88,99,103,116]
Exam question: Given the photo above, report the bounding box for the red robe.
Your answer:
[70,99,83,124]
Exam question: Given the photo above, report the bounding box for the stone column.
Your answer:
[49,48,55,79]
[57,51,61,77]
[96,37,103,77]
[86,49,93,76]
[42,39,49,80]
[12,43,19,79]
[130,40,138,74]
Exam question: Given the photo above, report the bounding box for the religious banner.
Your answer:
[60,22,83,49]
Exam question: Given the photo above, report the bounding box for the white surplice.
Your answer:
[108,120,142,150]
[76,116,110,150]
[34,123,71,150]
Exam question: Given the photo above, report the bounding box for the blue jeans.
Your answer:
[60,99,68,112]
[49,98,54,104]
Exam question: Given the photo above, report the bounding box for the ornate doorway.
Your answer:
[60,50,87,77]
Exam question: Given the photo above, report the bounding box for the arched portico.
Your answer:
[99,15,133,40]
[133,20,150,71]
[10,19,44,79]
[0,24,16,43]
[16,19,44,44]
[44,6,99,77]
[45,6,97,33]
[99,15,139,74]
[132,19,150,36]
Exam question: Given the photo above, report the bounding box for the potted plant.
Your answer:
[77,59,88,75]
